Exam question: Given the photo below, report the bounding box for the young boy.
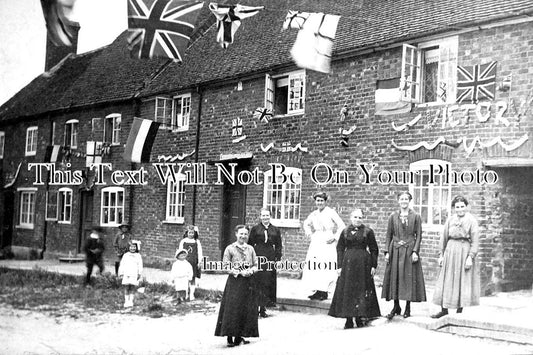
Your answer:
[83,226,106,285]
[171,249,193,302]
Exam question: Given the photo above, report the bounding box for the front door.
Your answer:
[220,165,247,259]
[1,190,15,250]
[78,190,94,254]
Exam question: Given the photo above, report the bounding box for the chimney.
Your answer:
[45,22,80,71]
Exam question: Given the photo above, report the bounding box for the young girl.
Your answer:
[118,240,143,308]
[171,249,193,302]
[178,225,203,300]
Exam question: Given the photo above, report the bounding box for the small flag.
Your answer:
[456,61,497,103]
[375,78,412,116]
[123,117,161,163]
[209,3,264,48]
[282,10,310,30]
[40,0,78,46]
[44,145,64,163]
[285,11,340,73]
[253,107,273,123]
[86,141,103,167]
[127,0,204,60]
[232,118,243,136]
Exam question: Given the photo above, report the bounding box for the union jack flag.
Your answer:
[232,118,243,136]
[127,0,204,60]
[456,61,497,103]
[253,107,274,124]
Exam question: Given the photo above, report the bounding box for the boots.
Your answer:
[386,300,402,320]
[403,301,411,318]
[431,307,448,318]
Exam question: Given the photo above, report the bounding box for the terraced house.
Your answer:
[1,0,532,293]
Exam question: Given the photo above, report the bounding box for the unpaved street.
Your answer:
[1,304,533,355]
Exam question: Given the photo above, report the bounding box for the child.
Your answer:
[83,226,105,285]
[118,240,143,308]
[178,225,203,300]
[171,249,193,303]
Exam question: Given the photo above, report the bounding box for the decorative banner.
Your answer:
[375,78,412,116]
[231,118,243,136]
[260,142,308,152]
[253,107,274,123]
[391,137,461,151]
[127,0,204,60]
[209,3,264,48]
[460,134,528,156]
[232,135,247,143]
[283,11,340,73]
[44,145,65,163]
[456,61,497,103]
[391,113,422,131]
[40,0,77,46]
[123,117,161,163]
[4,162,22,189]
[157,150,195,162]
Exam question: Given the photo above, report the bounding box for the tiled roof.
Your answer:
[2,0,532,120]
[0,32,168,122]
[140,0,533,96]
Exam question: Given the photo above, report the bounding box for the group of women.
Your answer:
[215,191,480,346]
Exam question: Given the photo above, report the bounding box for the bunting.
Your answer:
[209,3,264,48]
[127,0,204,60]
[123,117,161,163]
[283,11,340,73]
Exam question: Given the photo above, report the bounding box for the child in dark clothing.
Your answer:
[84,226,105,285]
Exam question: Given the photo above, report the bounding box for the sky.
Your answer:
[0,0,127,105]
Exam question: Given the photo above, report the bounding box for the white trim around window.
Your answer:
[165,174,186,223]
[263,167,302,228]
[172,93,191,131]
[100,186,124,227]
[265,70,306,116]
[0,131,4,159]
[57,187,73,224]
[64,119,79,149]
[25,126,38,156]
[17,187,38,229]
[409,159,452,230]
[104,113,121,145]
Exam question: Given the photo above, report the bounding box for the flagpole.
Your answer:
[192,85,203,226]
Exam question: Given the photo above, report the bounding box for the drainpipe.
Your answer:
[40,116,53,259]
[192,86,203,225]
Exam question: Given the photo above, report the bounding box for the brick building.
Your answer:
[1,0,532,293]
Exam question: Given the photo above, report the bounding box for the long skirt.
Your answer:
[214,275,259,338]
[255,267,277,306]
[381,246,426,302]
[433,239,480,308]
[301,231,338,293]
[329,249,381,318]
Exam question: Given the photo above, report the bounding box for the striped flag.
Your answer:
[209,3,264,48]
[123,117,161,163]
[127,0,204,60]
[40,0,78,46]
[253,107,274,123]
[456,61,497,103]
[284,11,340,73]
[44,145,64,163]
[375,78,412,116]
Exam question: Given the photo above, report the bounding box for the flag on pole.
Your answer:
[456,61,497,103]
[282,10,310,30]
[44,145,65,163]
[40,0,78,46]
[209,3,264,48]
[284,11,340,73]
[127,0,204,60]
[123,117,161,163]
[375,78,412,116]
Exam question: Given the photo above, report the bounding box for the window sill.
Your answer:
[57,221,71,224]
[172,128,189,133]
[45,218,58,222]
[271,219,300,228]
[273,112,304,119]
[415,102,453,108]
[25,152,37,157]
[101,223,122,227]
[163,219,184,225]
[16,224,34,230]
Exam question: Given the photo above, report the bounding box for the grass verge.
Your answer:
[0,267,222,318]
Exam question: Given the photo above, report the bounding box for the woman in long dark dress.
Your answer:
[215,225,259,347]
[329,209,381,328]
[381,191,426,319]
